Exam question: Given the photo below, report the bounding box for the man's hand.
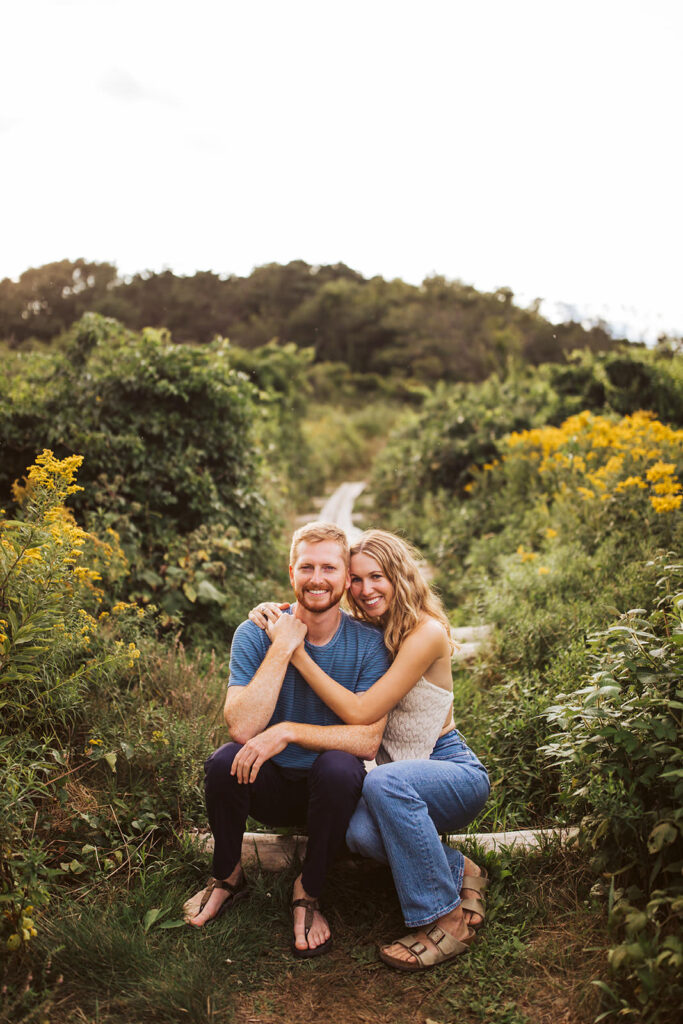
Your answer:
[266,613,307,653]
[230,723,291,783]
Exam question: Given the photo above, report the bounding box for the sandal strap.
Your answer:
[198,876,245,913]
[291,896,319,936]
[392,933,431,968]
[460,896,486,919]
[389,926,471,968]
[462,871,488,895]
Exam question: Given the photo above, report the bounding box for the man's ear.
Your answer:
[289,564,295,588]
[344,569,351,591]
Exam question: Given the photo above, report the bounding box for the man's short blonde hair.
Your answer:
[289,522,350,567]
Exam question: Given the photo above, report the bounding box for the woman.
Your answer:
[250,529,490,972]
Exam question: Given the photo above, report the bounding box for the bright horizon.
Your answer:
[2,0,682,343]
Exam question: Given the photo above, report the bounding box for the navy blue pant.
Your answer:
[204,742,365,897]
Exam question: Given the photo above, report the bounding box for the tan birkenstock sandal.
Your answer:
[291,896,333,959]
[378,923,474,972]
[460,867,488,930]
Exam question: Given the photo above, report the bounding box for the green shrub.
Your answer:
[542,560,683,1022]
[0,315,298,639]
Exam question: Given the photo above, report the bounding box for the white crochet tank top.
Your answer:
[375,676,454,765]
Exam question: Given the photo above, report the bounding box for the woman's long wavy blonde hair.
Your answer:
[346,529,452,657]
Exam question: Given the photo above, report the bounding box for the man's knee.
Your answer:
[204,741,243,795]
[310,750,365,802]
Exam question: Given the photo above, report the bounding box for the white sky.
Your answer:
[2,0,681,341]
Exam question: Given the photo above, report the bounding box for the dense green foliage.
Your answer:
[0,258,625,384]
[372,348,683,1021]
[0,315,318,637]
[0,452,230,974]
[372,347,683,554]
[1,299,681,1021]
[543,570,683,1020]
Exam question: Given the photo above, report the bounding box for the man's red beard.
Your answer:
[294,584,345,614]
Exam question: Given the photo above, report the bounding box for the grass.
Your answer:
[11,841,609,1024]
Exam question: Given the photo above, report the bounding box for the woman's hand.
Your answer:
[248,601,290,629]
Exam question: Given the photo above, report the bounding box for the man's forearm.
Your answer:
[225,641,295,742]
[282,718,387,761]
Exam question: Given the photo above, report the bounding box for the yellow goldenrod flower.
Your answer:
[615,476,647,492]
[646,461,676,483]
[517,545,538,563]
[650,494,683,514]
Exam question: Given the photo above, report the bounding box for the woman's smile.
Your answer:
[350,552,394,618]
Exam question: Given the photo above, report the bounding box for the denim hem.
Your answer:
[404,894,461,930]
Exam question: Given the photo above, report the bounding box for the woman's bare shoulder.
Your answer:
[410,615,451,652]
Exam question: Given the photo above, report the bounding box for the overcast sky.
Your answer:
[2,0,681,341]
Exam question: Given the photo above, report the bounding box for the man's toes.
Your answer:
[309,919,330,948]
[293,924,309,949]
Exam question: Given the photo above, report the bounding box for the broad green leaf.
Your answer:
[197,579,225,604]
[142,907,166,933]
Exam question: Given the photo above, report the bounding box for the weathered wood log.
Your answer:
[189,826,579,872]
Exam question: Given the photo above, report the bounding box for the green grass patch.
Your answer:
[9,843,610,1024]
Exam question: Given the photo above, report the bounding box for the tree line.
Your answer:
[0,258,626,383]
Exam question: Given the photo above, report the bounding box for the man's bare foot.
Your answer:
[460,856,486,929]
[291,874,331,954]
[190,865,245,927]
[380,904,472,966]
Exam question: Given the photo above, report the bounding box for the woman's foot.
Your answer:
[189,866,247,927]
[460,856,487,929]
[291,874,331,955]
[380,904,471,967]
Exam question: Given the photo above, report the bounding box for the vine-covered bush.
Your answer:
[0,315,308,637]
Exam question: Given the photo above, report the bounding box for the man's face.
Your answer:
[289,540,350,614]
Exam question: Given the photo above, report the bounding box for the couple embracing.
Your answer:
[188,522,490,971]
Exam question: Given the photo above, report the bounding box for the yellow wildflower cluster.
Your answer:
[505,411,683,515]
[516,545,538,563]
[12,449,84,508]
[127,641,141,669]
[5,906,37,950]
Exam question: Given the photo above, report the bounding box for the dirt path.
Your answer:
[319,480,366,543]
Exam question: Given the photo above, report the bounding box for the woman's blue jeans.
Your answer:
[346,729,490,928]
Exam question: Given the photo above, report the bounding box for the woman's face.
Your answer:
[349,552,394,619]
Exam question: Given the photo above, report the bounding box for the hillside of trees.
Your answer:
[0,258,628,383]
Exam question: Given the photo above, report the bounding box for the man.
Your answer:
[189,522,390,957]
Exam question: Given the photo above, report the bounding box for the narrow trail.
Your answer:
[319,480,366,544]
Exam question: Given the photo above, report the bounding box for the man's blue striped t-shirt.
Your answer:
[228,609,390,770]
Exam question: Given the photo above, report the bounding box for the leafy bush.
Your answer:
[1,452,229,970]
[542,561,683,1022]
[0,315,299,639]
[372,348,683,554]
